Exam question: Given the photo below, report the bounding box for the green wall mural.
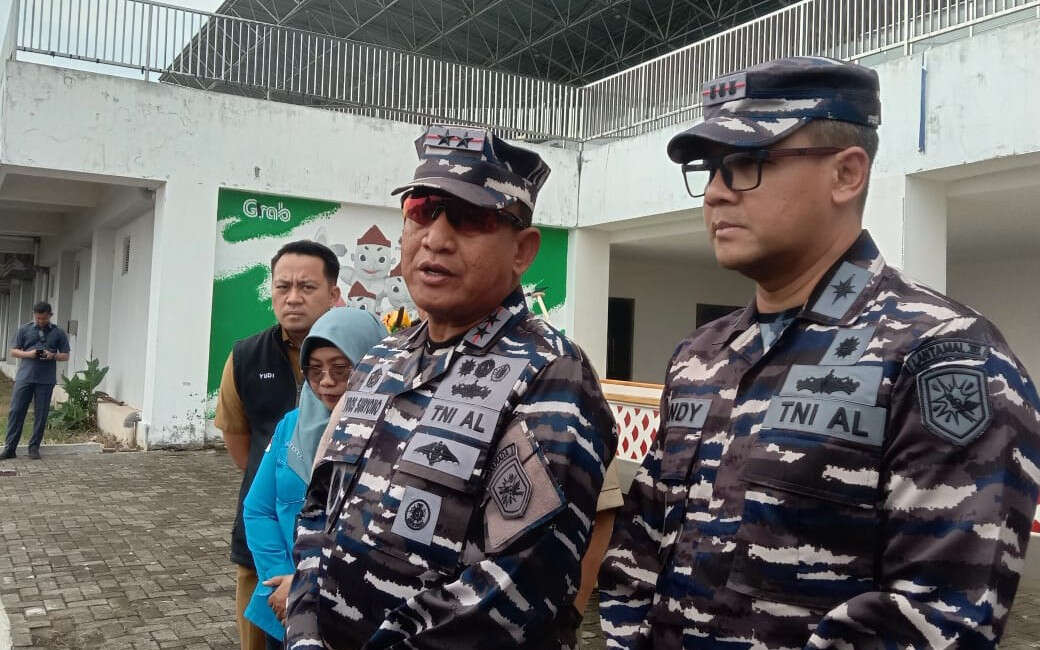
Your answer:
[522,226,568,326]
[207,189,571,410]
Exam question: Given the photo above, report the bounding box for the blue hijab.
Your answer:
[285,307,387,482]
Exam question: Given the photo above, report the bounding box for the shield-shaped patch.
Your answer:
[489,454,532,519]
[916,366,991,446]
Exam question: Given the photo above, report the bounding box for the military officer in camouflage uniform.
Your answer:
[599,57,1040,648]
[285,124,617,649]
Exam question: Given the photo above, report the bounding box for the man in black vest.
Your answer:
[215,240,341,650]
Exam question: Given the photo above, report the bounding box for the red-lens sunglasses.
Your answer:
[402,192,523,234]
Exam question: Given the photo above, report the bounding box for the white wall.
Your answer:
[609,255,755,383]
[947,256,1040,379]
[67,248,92,373]
[105,210,153,408]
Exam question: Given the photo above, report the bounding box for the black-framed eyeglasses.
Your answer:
[303,363,352,384]
[681,147,846,198]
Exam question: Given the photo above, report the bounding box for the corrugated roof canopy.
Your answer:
[213,0,790,85]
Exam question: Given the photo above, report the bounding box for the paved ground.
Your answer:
[0,450,1037,649]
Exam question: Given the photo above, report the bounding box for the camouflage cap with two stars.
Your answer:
[667,56,882,163]
[391,124,551,226]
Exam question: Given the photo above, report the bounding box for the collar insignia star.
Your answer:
[471,324,490,342]
[830,275,857,304]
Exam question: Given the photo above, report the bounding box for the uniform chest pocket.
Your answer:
[364,470,479,577]
[726,432,881,611]
[362,428,486,577]
[659,395,712,482]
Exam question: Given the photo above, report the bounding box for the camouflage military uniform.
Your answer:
[286,287,616,649]
[599,231,1040,648]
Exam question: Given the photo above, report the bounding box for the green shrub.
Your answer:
[48,357,108,432]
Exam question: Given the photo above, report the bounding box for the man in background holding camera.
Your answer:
[1,301,70,460]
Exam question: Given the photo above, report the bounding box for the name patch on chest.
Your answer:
[763,397,886,446]
[419,400,501,444]
[665,396,712,429]
[340,392,390,421]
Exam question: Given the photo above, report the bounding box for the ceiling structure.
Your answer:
[212,0,791,85]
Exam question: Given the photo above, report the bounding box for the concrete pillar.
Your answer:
[140,181,216,449]
[12,279,32,337]
[902,176,948,292]
[85,229,114,367]
[3,288,18,355]
[53,252,75,327]
[0,292,8,359]
[566,227,611,377]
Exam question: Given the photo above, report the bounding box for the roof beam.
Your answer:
[413,0,513,54]
[490,0,631,68]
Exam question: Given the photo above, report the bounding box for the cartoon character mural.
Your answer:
[385,261,419,319]
[207,188,568,419]
[351,226,395,297]
[346,282,379,312]
[314,224,414,314]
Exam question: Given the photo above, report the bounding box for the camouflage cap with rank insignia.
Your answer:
[391,124,551,224]
[667,56,882,163]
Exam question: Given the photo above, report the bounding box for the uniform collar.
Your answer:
[711,230,885,346]
[278,325,300,350]
[402,287,529,355]
[799,229,885,326]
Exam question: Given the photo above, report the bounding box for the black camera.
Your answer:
[34,348,47,360]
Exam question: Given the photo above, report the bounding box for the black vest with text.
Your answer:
[230,324,300,567]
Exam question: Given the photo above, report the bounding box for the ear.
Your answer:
[513,227,541,279]
[329,283,342,305]
[831,146,870,209]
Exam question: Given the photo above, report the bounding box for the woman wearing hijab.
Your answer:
[242,307,386,647]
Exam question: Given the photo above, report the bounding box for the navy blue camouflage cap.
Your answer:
[391,124,551,223]
[667,56,881,163]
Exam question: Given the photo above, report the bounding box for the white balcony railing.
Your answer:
[14,0,1040,141]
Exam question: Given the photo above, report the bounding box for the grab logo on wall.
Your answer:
[242,198,291,222]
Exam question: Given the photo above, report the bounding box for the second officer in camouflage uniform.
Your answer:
[599,57,1040,648]
[285,124,616,649]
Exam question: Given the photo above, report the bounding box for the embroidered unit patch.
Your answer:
[916,366,991,445]
[489,446,532,519]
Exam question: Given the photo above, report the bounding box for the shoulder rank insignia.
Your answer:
[916,365,992,445]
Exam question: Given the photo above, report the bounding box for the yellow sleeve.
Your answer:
[214,351,250,439]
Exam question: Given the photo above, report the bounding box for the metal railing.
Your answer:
[584,0,1040,139]
[14,0,1040,142]
[14,0,583,140]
